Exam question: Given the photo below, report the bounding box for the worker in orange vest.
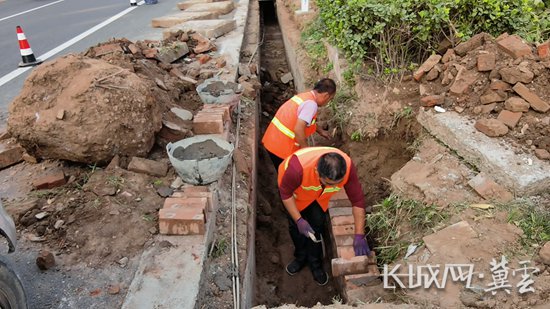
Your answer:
[262,78,336,170]
[278,146,370,286]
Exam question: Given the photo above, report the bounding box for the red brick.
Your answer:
[480,90,505,104]
[497,110,522,128]
[198,54,211,64]
[332,224,355,236]
[496,35,533,59]
[337,246,356,259]
[413,54,442,81]
[170,191,216,213]
[215,57,226,68]
[537,41,550,59]
[450,68,477,95]
[480,103,497,114]
[513,83,550,113]
[182,185,210,193]
[490,80,511,91]
[143,48,158,58]
[159,208,205,235]
[332,215,355,226]
[534,149,550,160]
[193,113,224,134]
[33,170,66,189]
[331,254,377,276]
[328,206,352,218]
[477,53,496,72]
[474,119,509,137]
[93,43,123,56]
[468,173,513,202]
[164,197,207,210]
[441,49,456,63]
[335,235,354,247]
[504,97,530,112]
[128,157,168,177]
[420,95,444,107]
[0,141,24,169]
[202,104,232,122]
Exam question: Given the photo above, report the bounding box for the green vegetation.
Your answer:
[316,0,550,76]
[327,88,356,131]
[300,19,330,73]
[366,194,451,265]
[506,199,550,249]
[211,237,228,258]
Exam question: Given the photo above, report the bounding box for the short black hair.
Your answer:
[317,152,346,181]
[313,78,337,95]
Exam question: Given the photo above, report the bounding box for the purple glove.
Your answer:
[296,218,314,237]
[353,234,371,256]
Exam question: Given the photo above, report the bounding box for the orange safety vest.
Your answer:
[261,91,318,159]
[278,147,351,212]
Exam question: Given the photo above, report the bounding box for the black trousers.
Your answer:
[267,150,284,172]
[286,201,326,271]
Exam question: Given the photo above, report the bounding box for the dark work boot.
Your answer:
[285,259,306,276]
[312,267,329,286]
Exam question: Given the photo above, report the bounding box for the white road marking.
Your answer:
[0,0,65,22]
[0,1,144,88]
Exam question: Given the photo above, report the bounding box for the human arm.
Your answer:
[316,125,331,139]
[293,119,309,149]
[343,162,371,256]
[279,156,313,236]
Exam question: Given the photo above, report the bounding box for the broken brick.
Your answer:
[537,41,550,59]
[0,141,24,170]
[513,83,550,113]
[441,49,456,63]
[413,54,442,81]
[497,110,522,128]
[198,54,211,64]
[504,97,530,112]
[477,53,496,72]
[474,118,509,137]
[499,67,534,84]
[534,149,550,160]
[480,91,505,104]
[468,173,513,202]
[92,43,123,57]
[33,170,66,190]
[496,35,533,59]
[490,80,511,91]
[420,95,444,107]
[450,68,477,95]
[128,157,168,177]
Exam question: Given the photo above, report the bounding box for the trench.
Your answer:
[253,1,418,306]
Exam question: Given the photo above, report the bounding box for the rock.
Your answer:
[155,78,168,91]
[170,177,184,189]
[497,35,533,59]
[413,54,442,81]
[118,257,129,268]
[7,54,162,165]
[0,128,10,141]
[156,186,173,198]
[128,157,168,177]
[497,110,522,128]
[441,49,456,63]
[418,84,428,96]
[215,57,226,68]
[56,109,65,120]
[106,155,120,170]
[33,170,66,189]
[170,108,193,121]
[468,172,514,202]
[108,285,121,295]
[474,119,509,137]
[535,149,550,160]
[504,97,530,112]
[54,220,64,229]
[477,53,496,72]
[420,95,445,107]
[191,33,215,54]
[539,242,550,265]
[499,67,534,84]
[0,140,24,170]
[455,33,488,56]
[198,54,211,64]
[35,212,49,220]
[156,42,189,64]
[425,65,441,81]
[480,103,497,114]
[36,250,56,270]
[280,72,294,84]
[480,90,505,104]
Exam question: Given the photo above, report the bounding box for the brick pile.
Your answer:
[159,185,217,235]
[327,190,381,304]
[414,33,550,160]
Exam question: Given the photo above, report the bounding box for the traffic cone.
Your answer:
[130,0,137,6]
[16,26,42,67]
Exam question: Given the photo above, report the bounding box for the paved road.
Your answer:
[0,0,188,308]
[0,0,179,128]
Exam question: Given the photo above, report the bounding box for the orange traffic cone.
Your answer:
[16,26,42,67]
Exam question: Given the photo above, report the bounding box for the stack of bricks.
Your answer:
[328,190,381,303]
[159,186,216,235]
[192,103,232,140]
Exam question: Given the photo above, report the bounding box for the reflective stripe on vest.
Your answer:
[271,117,295,139]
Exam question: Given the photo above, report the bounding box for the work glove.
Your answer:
[353,234,371,256]
[296,218,315,237]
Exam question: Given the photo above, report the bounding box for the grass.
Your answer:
[366,194,451,265]
[391,106,414,128]
[211,237,228,258]
[504,198,550,251]
[107,175,124,189]
[300,19,329,73]
[327,88,356,132]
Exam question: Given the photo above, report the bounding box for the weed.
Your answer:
[391,106,414,127]
[327,88,356,132]
[142,214,154,222]
[300,19,328,73]
[505,199,550,250]
[211,237,228,258]
[152,179,164,186]
[366,194,449,265]
[107,175,124,189]
[351,130,363,142]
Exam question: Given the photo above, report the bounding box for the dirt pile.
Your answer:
[8,33,229,165]
[415,33,550,159]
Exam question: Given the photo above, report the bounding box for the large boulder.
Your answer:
[8,54,162,164]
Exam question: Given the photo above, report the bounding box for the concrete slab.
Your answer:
[163,19,236,39]
[417,109,550,195]
[151,11,218,28]
[184,1,234,15]
[121,235,206,309]
[177,0,214,10]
